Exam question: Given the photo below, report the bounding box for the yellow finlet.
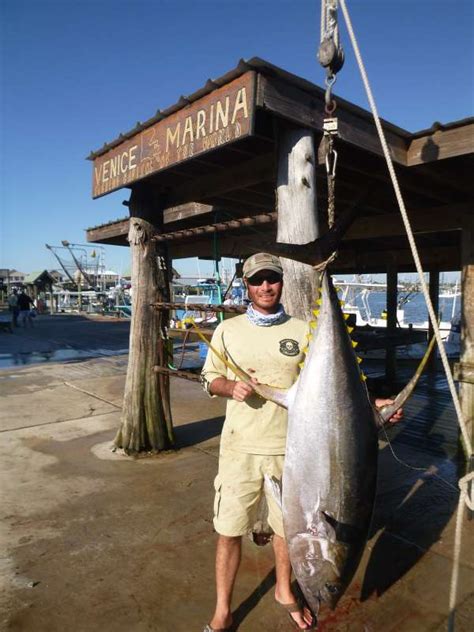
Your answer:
[315,298,322,306]
[299,361,305,369]
[360,373,367,381]
[347,326,354,334]
[339,300,345,307]
[352,340,359,348]
[312,309,320,317]
[306,333,313,341]
[356,356,363,364]
[343,313,350,320]
[301,346,309,354]
[309,321,317,329]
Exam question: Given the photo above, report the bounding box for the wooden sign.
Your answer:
[92,71,256,198]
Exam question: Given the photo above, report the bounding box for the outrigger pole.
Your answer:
[45,243,77,285]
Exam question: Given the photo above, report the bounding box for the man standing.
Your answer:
[201,253,402,631]
[8,289,19,327]
[201,253,314,631]
[17,290,34,328]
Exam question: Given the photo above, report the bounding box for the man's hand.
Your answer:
[209,376,258,401]
[375,398,404,424]
[232,378,258,402]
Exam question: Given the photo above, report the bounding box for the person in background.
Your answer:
[8,289,19,327]
[17,290,34,328]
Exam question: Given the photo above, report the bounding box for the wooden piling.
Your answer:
[114,188,175,454]
[276,125,320,320]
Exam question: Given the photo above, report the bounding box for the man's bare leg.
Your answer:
[209,535,241,630]
[273,534,314,629]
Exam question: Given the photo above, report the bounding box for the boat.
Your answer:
[333,277,461,358]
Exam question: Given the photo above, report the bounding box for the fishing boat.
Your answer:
[334,277,461,358]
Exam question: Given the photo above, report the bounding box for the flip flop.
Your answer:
[202,624,232,632]
[275,600,317,630]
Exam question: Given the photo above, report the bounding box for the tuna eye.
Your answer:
[325,583,340,594]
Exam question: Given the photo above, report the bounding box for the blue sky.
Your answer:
[1,0,473,279]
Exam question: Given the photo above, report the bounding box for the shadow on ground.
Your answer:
[174,416,225,447]
[361,385,460,600]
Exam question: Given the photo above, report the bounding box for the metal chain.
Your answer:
[325,135,337,228]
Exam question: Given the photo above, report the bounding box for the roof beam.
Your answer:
[257,74,408,165]
[407,121,474,165]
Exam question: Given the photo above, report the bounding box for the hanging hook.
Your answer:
[324,74,337,114]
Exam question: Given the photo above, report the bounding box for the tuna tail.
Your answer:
[377,333,437,426]
[193,321,291,408]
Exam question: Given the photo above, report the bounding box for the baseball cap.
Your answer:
[243,253,283,278]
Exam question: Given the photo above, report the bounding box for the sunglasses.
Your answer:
[247,272,283,286]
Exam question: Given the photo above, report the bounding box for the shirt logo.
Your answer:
[279,338,300,356]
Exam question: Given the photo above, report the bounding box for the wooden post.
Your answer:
[459,217,474,463]
[428,270,440,373]
[276,125,320,320]
[114,187,175,453]
[386,265,398,383]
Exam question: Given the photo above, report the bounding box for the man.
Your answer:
[17,290,34,328]
[201,253,402,631]
[7,289,19,327]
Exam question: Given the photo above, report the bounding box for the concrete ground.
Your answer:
[0,314,473,631]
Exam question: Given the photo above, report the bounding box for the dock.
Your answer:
[0,314,472,631]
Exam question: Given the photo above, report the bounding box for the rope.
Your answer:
[448,471,474,631]
[339,0,472,460]
[381,423,460,493]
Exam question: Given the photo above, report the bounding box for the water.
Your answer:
[354,291,460,326]
[0,348,130,369]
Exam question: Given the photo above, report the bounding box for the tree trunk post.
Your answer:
[458,217,474,475]
[114,188,174,454]
[276,125,320,320]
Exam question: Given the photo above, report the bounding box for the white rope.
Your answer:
[448,471,474,631]
[339,0,472,459]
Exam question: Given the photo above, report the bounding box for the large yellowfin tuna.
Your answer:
[280,271,379,613]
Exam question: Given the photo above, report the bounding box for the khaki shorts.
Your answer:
[213,447,284,537]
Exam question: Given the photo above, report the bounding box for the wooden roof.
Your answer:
[87,58,473,273]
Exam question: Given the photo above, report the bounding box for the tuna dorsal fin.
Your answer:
[378,334,437,424]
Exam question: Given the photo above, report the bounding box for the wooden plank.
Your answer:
[165,152,275,207]
[92,72,257,198]
[332,245,461,274]
[86,220,129,244]
[408,122,474,165]
[152,302,246,314]
[86,201,470,250]
[345,204,470,240]
[163,202,215,223]
[257,74,408,165]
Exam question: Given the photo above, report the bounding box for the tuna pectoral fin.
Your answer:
[264,474,282,510]
[378,334,437,426]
